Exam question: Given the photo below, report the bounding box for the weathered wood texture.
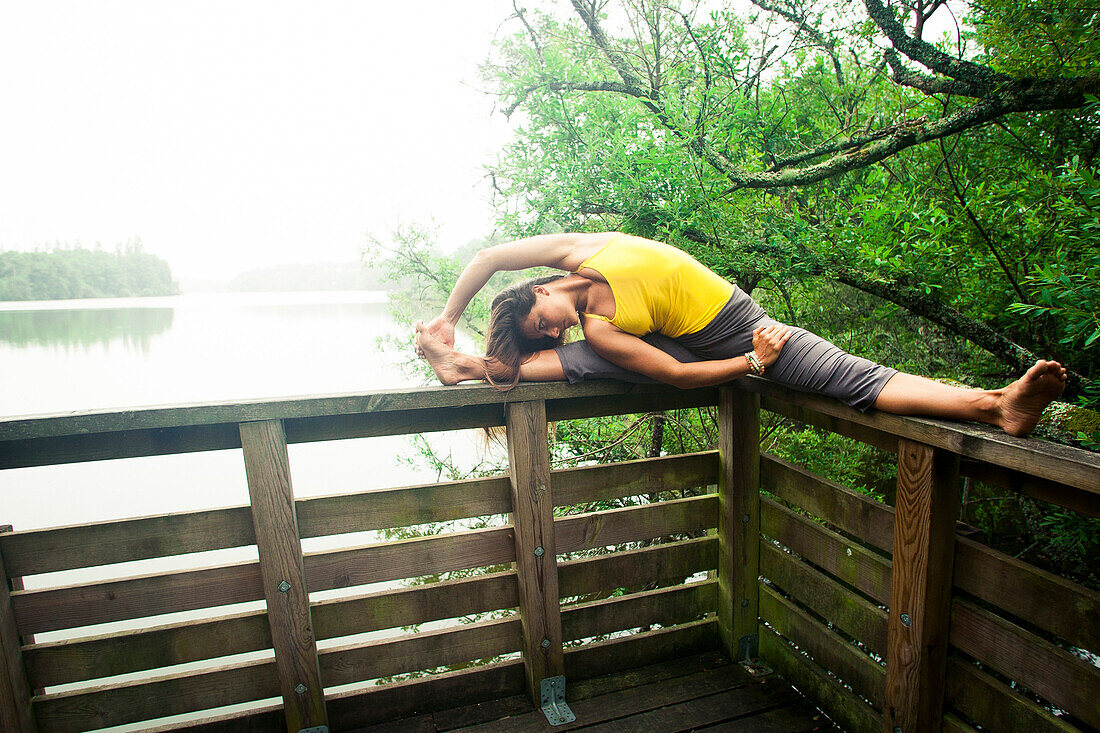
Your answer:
[0,381,707,468]
[763,452,1099,654]
[717,386,761,662]
[0,534,34,732]
[504,400,563,703]
[885,440,960,733]
[945,654,1081,733]
[558,536,717,599]
[950,598,1099,730]
[239,419,327,732]
[760,624,881,733]
[560,581,714,641]
[550,451,717,508]
[741,376,1100,496]
[555,494,717,554]
[0,452,709,579]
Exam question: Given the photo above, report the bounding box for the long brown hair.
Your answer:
[484,274,567,390]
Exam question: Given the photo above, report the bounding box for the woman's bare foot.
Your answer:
[996,360,1068,437]
[415,321,482,385]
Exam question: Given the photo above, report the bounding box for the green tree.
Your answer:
[484,0,1100,398]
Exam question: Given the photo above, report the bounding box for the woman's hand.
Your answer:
[752,324,792,367]
[422,315,455,348]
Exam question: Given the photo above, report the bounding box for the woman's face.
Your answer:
[521,286,579,340]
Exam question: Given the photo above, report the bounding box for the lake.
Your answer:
[0,291,493,579]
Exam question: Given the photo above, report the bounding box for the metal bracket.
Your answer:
[736,633,773,677]
[298,727,329,733]
[540,676,576,726]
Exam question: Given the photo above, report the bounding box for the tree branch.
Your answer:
[748,0,845,86]
[863,0,1009,89]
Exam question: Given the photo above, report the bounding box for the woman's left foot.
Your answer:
[997,360,1068,437]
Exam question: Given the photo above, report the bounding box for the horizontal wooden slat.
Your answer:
[24,572,519,689]
[561,581,715,641]
[743,377,1100,495]
[761,497,892,605]
[946,654,1080,733]
[950,598,1100,729]
[319,616,521,688]
[0,381,655,442]
[556,495,717,555]
[545,387,718,422]
[954,535,1099,655]
[961,459,1099,519]
[563,617,718,681]
[551,451,718,508]
[23,609,270,690]
[2,455,713,579]
[296,476,512,539]
[0,506,255,578]
[12,561,264,636]
[311,571,518,641]
[765,454,1099,654]
[760,624,881,733]
[762,453,893,553]
[32,656,279,733]
[760,543,888,656]
[140,659,528,733]
[759,585,885,709]
[14,524,515,636]
[31,616,523,733]
[3,472,511,579]
[303,525,515,594]
[558,536,718,599]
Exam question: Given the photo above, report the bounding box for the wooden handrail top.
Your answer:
[1,377,1096,495]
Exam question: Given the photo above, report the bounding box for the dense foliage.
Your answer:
[374,0,1098,586]
[0,240,177,300]
[484,0,1100,402]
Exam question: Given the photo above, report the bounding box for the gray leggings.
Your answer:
[555,288,897,412]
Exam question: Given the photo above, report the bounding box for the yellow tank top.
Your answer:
[576,234,734,338]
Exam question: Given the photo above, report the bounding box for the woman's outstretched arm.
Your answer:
[423,232,609,346]
[583,319,792,389]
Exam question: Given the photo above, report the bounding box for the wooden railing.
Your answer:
[0,378,1096,732]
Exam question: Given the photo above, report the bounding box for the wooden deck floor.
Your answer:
[349,652,835,732]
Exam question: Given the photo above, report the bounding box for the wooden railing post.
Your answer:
[505,399,564,704]
[240,420,328,732]
[0,526,34,732]
[885,439,960,733]
[717,386,761,663]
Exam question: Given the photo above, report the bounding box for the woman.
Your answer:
[415,231,1066,437]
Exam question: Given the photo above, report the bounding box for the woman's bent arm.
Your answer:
[426,232,608,345]
[583,319,791,389]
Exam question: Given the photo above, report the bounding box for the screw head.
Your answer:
[894,727,903,733]
[540,638,551,648]
[294,683,308,695]
[900,613,911,627]
[741,599,749,608]
[742,513,750,523]
[534,546,545,557]
[277,580,291,593]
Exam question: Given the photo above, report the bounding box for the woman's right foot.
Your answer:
[415,322,474,385]
[996,360,1068,437]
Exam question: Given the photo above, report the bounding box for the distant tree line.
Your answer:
[0,240,178,301]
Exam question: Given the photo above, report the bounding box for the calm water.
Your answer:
[0,292,500,727]
[0,291,489,544]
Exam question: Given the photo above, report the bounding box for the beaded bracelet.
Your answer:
[745,350,765,376]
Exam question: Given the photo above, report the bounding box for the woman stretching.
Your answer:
[415,232,1066,437]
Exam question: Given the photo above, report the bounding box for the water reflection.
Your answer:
[0,308,174,352]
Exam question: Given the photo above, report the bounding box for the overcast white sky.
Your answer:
[0,1,519,280]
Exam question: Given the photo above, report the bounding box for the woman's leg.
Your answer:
[415,327,568,383]
[873,360,1067,437]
